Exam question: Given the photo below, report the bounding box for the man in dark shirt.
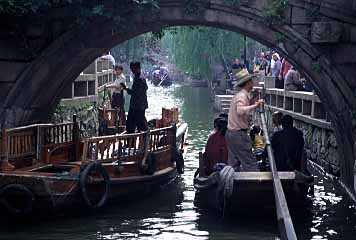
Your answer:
[231,58,245,72]
[122,62,148,133]
[271,115,304,171]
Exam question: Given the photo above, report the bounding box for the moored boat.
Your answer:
[0,111,188,216]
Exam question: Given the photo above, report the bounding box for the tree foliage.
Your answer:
[161,27,256,80]
[111,32,161,65]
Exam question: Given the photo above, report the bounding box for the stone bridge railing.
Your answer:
[61,59,114,103]
[264,88,331,130]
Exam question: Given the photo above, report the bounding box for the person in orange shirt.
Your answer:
[203,117,228,175]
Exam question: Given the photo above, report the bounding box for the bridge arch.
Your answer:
[1,0,355,189]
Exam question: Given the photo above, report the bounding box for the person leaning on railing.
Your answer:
[284,66,305,91]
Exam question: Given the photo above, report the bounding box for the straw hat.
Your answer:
[234,68,259,87]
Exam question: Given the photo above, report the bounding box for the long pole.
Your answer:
[244,35,247,64]
[259,89,297,240]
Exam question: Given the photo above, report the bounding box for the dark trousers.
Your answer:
[126,108,148,133]
[111,92,126,125]
[275,77,284,89]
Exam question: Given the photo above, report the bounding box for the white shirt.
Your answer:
[228,89,255,131]
[112,73,125,93]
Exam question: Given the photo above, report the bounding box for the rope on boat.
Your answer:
[42,177,78,208]
[216,165,235,217]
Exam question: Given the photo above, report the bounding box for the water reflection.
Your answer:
[0,84,355,240]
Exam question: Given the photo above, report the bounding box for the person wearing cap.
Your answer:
[225,69,264,171]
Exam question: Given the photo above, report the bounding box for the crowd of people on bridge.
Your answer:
[231,51,313,92]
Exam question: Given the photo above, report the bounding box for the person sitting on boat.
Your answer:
[250,125,268,171]
[250,125,265,155]
[219,113,228,120]
[271,115,305,171]
[104,65,126,125]
[225,69,264,171]
[272,111,283,133]
[121,62,148,133]
[204,117,228,175]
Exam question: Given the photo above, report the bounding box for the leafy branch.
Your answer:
[264,0,289,25]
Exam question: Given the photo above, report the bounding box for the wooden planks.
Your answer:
[233,172,296,181]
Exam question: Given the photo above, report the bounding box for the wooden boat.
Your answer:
[0,112,188,216]
[194,152,314,214]
[152,73,172,87]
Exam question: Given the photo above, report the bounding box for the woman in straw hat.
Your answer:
[225,69,264,171]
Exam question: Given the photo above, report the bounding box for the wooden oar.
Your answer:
[259,90,297,240]
[158,73,168,86]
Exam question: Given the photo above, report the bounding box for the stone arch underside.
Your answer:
[1,0,355,190]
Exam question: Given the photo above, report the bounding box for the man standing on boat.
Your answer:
[226,69,264,171]
[121,62,148,133]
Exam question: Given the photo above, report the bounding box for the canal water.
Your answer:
[1,84,356,240]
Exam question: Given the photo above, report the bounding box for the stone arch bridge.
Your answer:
[0,0,356,190]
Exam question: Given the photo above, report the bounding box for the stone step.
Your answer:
[220,99,232,103]
[221,103,231,108]
[215,96,233,101]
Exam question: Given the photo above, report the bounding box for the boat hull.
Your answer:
[194,171,313,214]
[0,166,178,215]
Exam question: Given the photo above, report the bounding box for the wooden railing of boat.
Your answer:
[0,116,81,171]
[81,126,176,164]
[0,118,182,178]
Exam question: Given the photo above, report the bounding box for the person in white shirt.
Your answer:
[105,65,126,124]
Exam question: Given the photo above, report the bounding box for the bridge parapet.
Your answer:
[61,59,114,103]
[264,88,330,129]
